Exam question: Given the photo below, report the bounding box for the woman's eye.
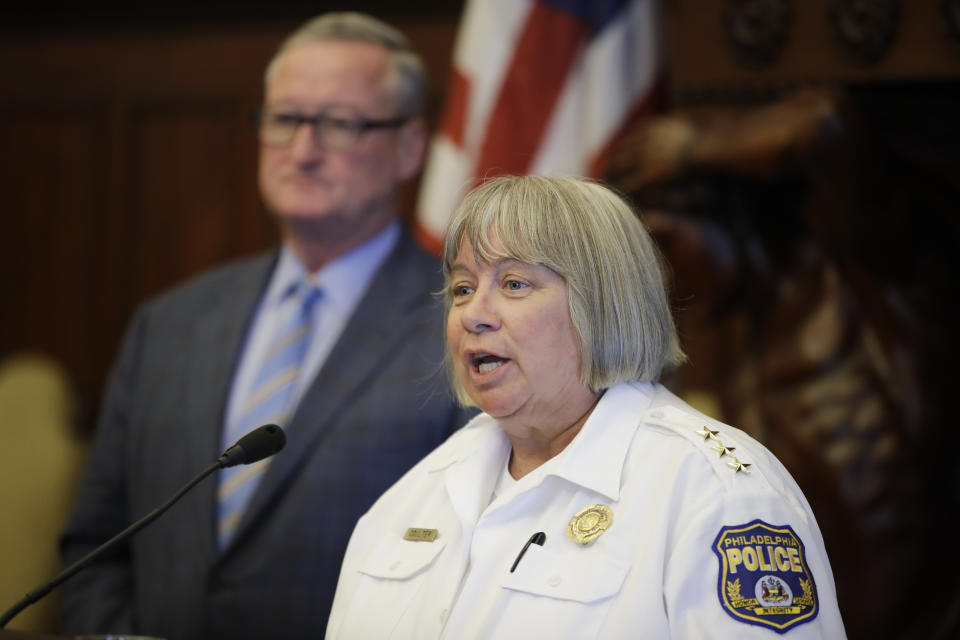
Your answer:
[452,285,474,297]
[505,280,528,291]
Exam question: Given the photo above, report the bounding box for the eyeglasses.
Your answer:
[257,109,409,150]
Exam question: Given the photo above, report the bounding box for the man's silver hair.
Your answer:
[264,12,427,118]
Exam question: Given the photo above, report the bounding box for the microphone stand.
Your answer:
[0,460,221,628]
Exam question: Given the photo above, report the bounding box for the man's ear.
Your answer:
[395,118,428,181]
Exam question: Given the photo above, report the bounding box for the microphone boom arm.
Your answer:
[0,460,221,628]
[0,422,284,628]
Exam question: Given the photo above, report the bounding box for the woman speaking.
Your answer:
[326,175,845,638]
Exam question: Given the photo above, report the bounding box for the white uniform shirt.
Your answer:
[327,382,847,639]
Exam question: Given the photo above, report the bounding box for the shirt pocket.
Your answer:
[495,543,630,638]
[503,542,629,601]
[343,539,448,637]
[359,538,448,580]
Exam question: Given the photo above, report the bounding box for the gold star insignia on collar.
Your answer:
[696,426,720,441]
[712,444,735,458]
[727,460,752,474]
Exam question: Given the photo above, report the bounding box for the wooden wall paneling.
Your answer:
[125,99,266,300]
[0,104,115,402]
[0,27,287,418]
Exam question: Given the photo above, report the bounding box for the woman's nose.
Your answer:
[461,290,500,333]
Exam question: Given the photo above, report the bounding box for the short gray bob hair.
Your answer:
[442,175,686,405]
[264,12,427,118]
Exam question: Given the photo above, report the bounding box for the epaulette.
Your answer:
[641,404,758,488]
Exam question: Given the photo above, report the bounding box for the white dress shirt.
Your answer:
[326,381,846,639]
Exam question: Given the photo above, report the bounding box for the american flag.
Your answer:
[414,0,664,252]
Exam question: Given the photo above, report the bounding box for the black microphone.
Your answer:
[0,424,286,628]
[218,423,287,468]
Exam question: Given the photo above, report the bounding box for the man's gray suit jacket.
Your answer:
[60,229,474,639]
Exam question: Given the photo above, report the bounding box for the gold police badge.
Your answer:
[567,504,612,544]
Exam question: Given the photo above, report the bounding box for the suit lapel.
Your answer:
[186,252,277,560]
[227,231,442,550]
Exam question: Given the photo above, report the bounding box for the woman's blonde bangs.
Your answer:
[442,175,685,405]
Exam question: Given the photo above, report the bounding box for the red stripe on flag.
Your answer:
[474,3,587,177]
[587,73,666,178]
[440,67,471,148]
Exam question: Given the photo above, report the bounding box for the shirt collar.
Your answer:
[552,381,655,502]
[425,413,504,474]
[426,382,656,504]
[265,221,401,309]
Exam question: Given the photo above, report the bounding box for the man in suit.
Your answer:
[59,13,472,640]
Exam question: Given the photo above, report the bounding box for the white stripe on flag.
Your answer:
[416,0,662,249]
[418,137,474,242]
[533,0,660,174]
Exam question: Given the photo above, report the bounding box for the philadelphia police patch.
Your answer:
[713,520,819,633]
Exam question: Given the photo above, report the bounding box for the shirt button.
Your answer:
[389,561,401,571]
[547,575,562,587]
[651,410,664,419]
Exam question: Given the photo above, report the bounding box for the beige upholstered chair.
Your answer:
[0,353,87,633]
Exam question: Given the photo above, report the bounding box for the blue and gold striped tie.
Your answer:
[216,280,321,549]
